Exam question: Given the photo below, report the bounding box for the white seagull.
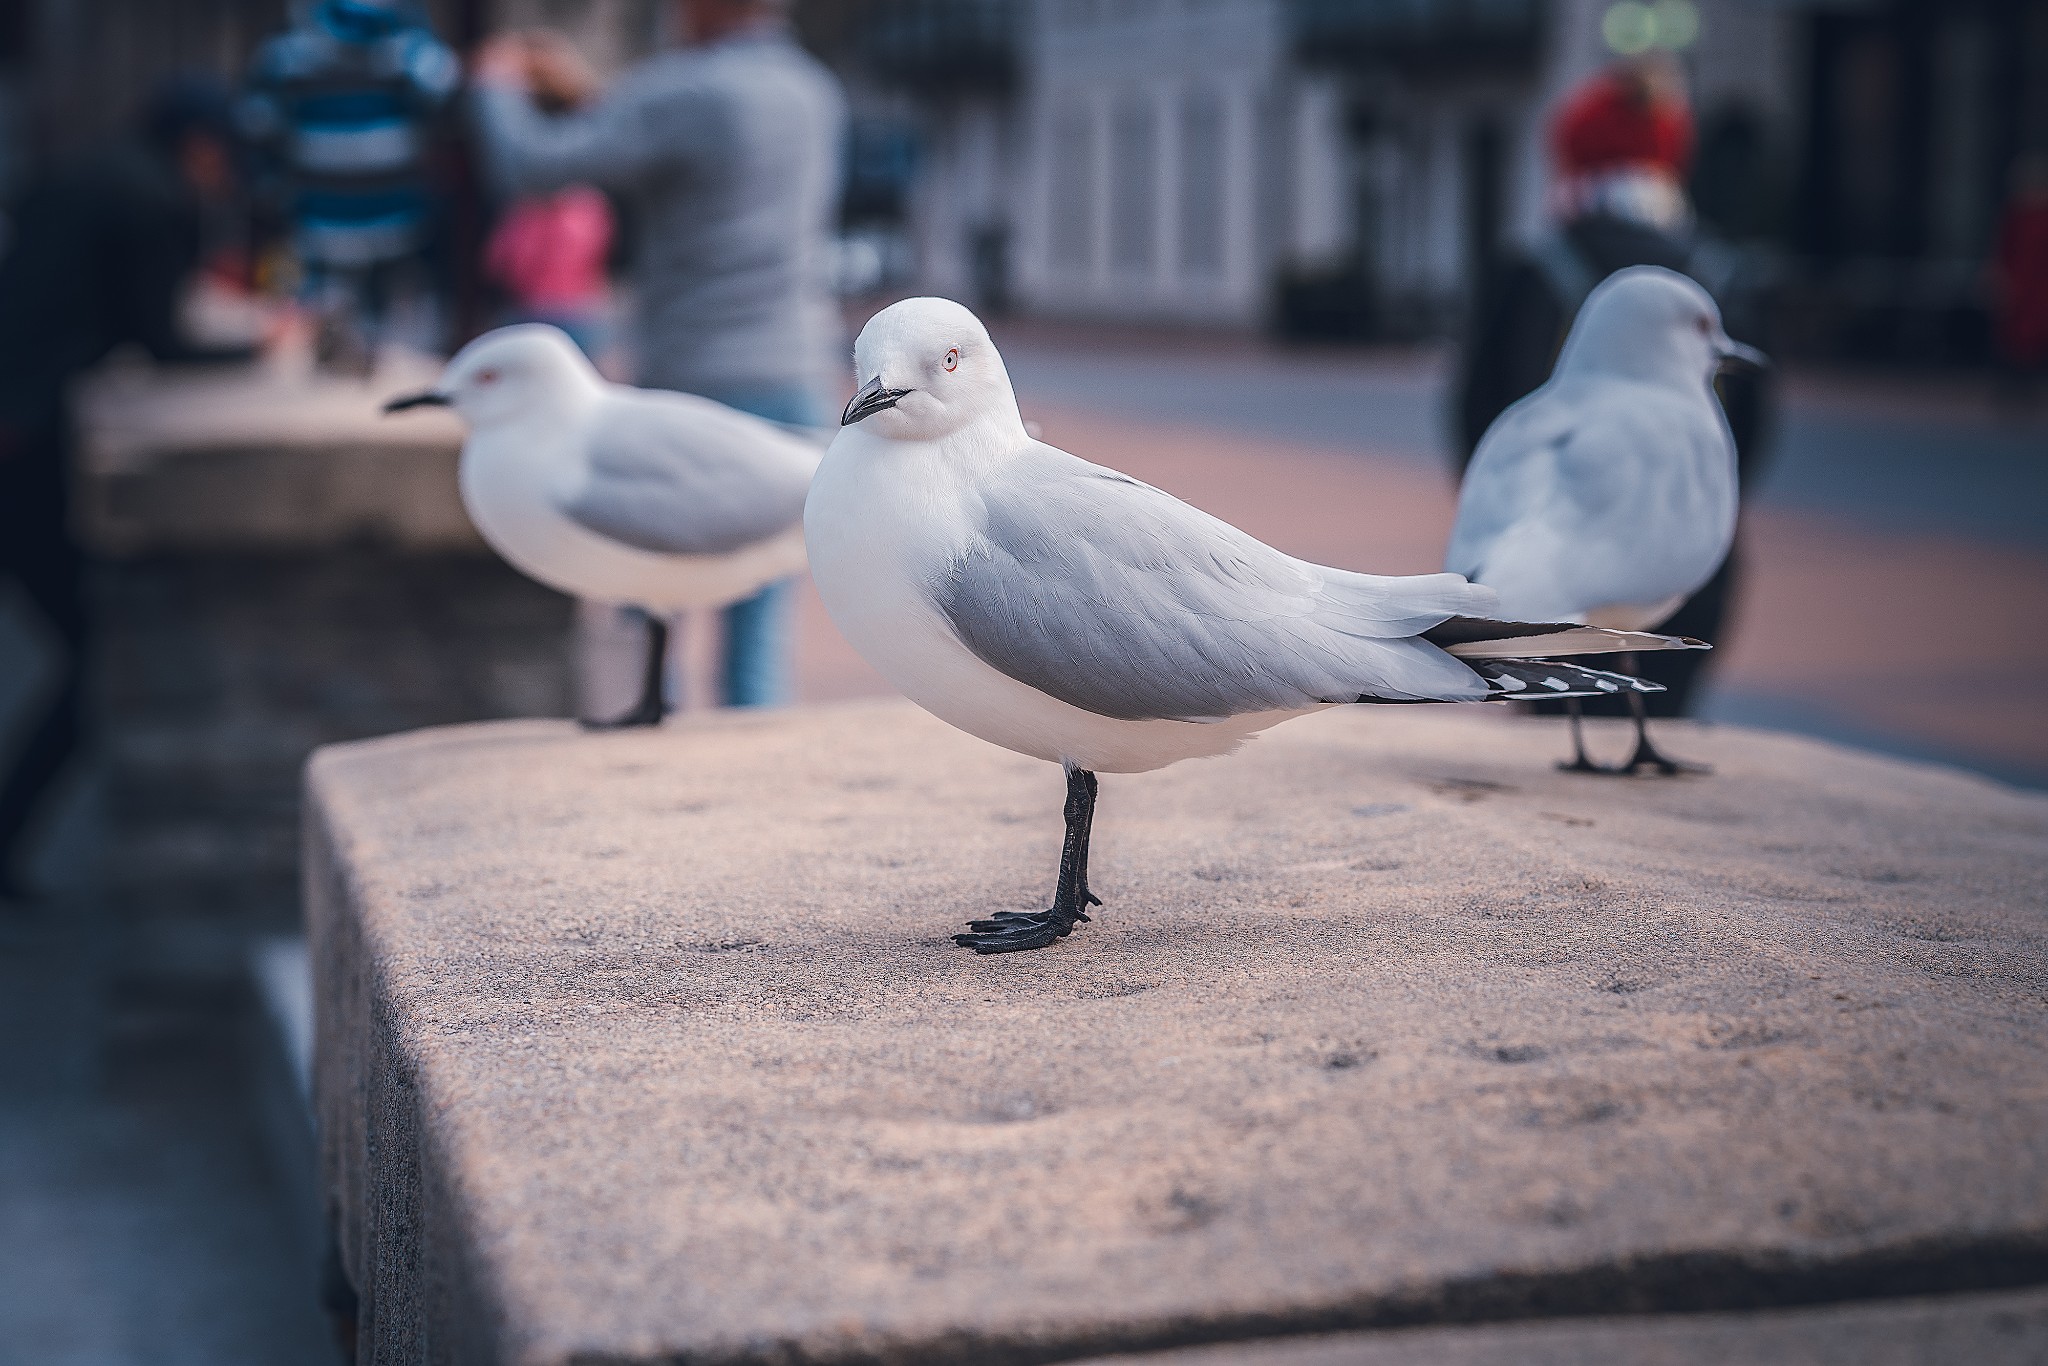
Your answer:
[1446,265,1765,775]
[385,325,823,727]
[807,297,1703,954]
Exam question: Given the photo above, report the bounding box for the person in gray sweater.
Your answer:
[471,0,845,708]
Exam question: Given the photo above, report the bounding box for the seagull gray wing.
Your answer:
[552,389,821,557]
[1445,378,1731,613]
[1443,384,1581,580]
[936,443,1495,722]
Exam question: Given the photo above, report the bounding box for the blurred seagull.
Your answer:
[385,325,822,727]
[808,297,1703,955]
[1445,266,1765,775]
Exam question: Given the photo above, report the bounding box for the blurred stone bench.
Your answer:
[305,700,2048,1364]
[74,351,478,554]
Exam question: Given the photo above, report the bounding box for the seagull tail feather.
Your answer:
[1467,658,1663,700]
[1424,616,1707,660]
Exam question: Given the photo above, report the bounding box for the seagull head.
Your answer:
[1557,266,1768,389]
[383,324,600,427]
[841,296,1024,445]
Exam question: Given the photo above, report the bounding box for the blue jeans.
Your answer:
[692,383,831,708]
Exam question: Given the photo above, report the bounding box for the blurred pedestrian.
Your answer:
[1992,152,2048,404]
[480,40,615,363]
[483,185,615,360]
[243,0,460,372]
[470,0,846,709]
[0,77,257,902]
[1453,56,1772,717]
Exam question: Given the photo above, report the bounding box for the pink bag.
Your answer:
[484,186,614,310]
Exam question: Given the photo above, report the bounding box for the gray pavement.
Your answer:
[995,331,2048,551]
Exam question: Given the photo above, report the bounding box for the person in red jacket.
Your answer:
[1994,152,2048,400]
[1547,54,1695,229]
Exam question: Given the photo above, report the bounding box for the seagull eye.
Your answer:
[1695,318,1712,336]
[943,348,959,372]
[477,369,500,385]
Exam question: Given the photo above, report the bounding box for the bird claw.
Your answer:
[579,702,666,730]
[953,903,1094,954]
[1558,751,1710,777]
[1626,751,1711,777]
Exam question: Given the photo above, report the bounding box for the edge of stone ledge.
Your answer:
[536,1235,2048,1366]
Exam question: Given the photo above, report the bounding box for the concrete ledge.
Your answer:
[76,355,478,554]
[306,701,2048,1365]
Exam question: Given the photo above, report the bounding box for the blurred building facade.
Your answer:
[853,0,2048,362]
[861,0,1791,330]
[4,0,2042,364]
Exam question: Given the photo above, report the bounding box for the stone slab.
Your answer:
[74,352,479,554]
[305,701,2048,1365]
[1082,1287,2048,1365]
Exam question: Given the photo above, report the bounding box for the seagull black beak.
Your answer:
[841,376,911,426]
[382,390,450,414]
[1716,340,1770,373]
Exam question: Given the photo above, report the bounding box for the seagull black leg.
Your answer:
[955,766,1103,954]
[1555,654,1707,777]
[1620,690,1710,776]
[1556,699,1602,773]
[582,611,669,730]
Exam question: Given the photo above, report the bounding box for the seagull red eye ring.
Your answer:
[944,348,958,372]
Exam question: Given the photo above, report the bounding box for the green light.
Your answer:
[1651,0,1699,49]
[1602,2,1655,55]
[1602,0,1699,53]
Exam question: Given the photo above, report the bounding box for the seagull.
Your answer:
[807,297,1704,954]
[384,325,822,727]
[1446,266,1765,775]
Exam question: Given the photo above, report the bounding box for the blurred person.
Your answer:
[1453,56,1772,719]
[483,184,615,360]
[469,0,846,710]
[480,45,616,362]
[0,78,257,902]
[243,0,460,371]
[1992,152,2048,403]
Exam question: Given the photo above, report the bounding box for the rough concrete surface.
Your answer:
[306,700,2048,1365]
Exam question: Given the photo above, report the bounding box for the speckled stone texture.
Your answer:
[306,701,2048,1365]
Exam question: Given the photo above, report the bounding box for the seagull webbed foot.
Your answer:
[1557,747,1710,777]
[1621,740,1711,777]
[953,897,1097,954]
[578,698,667,731]
[957,768,1103,954]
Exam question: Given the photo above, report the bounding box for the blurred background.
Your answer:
[0,0,2043,1360]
